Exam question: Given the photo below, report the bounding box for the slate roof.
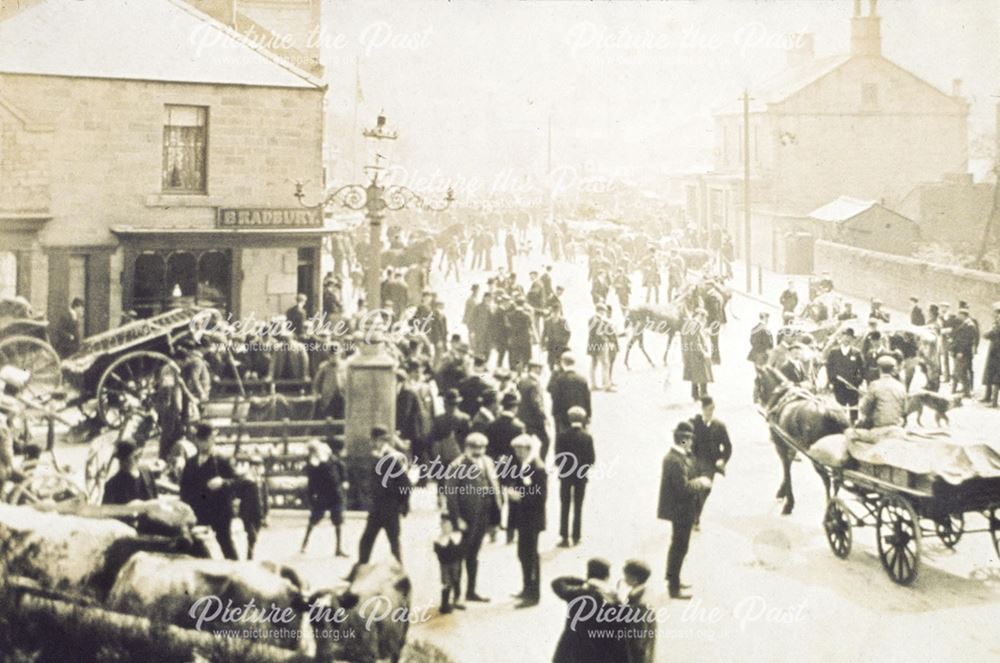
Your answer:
[0,0,322,89]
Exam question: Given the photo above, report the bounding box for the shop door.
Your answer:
[297,247,317,315]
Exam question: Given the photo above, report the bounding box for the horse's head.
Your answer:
[754,364,788,407]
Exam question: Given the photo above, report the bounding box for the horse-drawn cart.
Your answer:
[62,307,217,428]
[770,422,1000,585]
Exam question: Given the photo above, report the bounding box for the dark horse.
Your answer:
[623,302,686,368]
[755,365,850,515]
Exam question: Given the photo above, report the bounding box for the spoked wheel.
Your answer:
[876,495,921,585]
[934,513,964,549]
[990,505,1000,561]
[96,351,177,428]
[0,335,63,401]
[823,497,853,559]
[6,471,87,506]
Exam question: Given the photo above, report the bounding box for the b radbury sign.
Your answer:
[217,208,322,229]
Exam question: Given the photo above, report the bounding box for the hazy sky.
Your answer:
[320,0,999,186]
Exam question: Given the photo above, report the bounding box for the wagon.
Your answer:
[0,297,63,402]
[61,307,220,428]
[770,423,1000,585]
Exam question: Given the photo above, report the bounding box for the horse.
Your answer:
[623,302,687,368]
[754,364,850,515]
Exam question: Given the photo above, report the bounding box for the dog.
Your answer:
[904,391,963,427]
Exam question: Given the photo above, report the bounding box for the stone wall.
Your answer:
[814,240,1000,323]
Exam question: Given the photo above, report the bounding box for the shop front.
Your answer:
[113,207,327,321]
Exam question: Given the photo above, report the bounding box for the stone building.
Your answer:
[0,0,326,333]
[679,0,969,272]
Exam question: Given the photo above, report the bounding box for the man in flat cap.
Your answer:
[859,356,907,428]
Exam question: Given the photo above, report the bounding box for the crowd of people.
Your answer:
[754,277,1000,426]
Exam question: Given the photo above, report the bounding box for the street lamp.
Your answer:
[295,113,454,311]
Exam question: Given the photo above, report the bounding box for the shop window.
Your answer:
[0,251,16,299]
[132,249,231,317]
[166,252,198,304]
[197,251,229,310]
[133,253,166,317]
[162,105,208,193]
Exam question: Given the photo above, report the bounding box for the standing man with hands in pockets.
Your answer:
[657,421,712,599]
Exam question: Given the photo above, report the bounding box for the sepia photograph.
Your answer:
[0,0,998,661]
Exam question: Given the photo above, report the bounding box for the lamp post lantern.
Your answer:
[295,113,454,311]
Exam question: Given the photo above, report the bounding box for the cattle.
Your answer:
[316,561,412,663]
[108,554,412,663]
[107,552,312,652]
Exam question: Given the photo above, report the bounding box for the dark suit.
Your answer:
[506,307,535,370]
[690,415,732,523]
[52,310,82,358]
[102,468,157,506]
[358,449,411,564]
[826,346,864,416]
[747,323,774,364]
[445,454,501,598]
[657,447,701,592]
[180,454,237,559]
[555,425,595,543]
[396,385,427,460]
[458,374,491,417]
[513,460,547,599]
[516,375,549,457]
[780,360,808,385]
[285,305,307,337]
[552,577,628,663]
[910,306,926,326]
[547,370,591,435]
[485,412,526,463]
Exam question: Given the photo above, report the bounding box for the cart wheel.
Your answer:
[823,497,852,559]
[990,505,1000,561]
[934,513,964,549]
[0,335,63,401]
[6,471,87,506]
[96,351,178,428]
[876,495,921,585]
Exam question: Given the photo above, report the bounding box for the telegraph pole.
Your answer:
[742,89,752,293]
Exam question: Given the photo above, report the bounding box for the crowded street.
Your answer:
[2,2,999,663]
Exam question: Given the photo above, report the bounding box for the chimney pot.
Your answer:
[854,0,861,16]
[951,79,962,97]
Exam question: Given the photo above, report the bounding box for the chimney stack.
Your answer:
[786,33,815,68]
[951,79,962,97]
[850,0,882,57]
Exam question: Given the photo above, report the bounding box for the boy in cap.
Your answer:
[301,438,348,557]
[622,559,656,663]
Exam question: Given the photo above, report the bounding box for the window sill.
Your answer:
[146,193,220,208]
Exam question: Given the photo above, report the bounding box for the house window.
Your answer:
[862,84,878,109]
[162,105,207,193]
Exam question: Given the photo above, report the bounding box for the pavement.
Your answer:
[49,235,1000,663]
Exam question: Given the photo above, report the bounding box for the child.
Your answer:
[234,454,268,560]
[301,437,348,557]
[433,516,465,614]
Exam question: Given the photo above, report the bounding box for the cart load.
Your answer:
[779,425,1000,585]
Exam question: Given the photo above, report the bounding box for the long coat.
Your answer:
[681,328,713,384]
[983,323,1000,386]
[656,448,699,525]
[547,370,591,428]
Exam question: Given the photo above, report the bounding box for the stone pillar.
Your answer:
[344,339,396,509]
